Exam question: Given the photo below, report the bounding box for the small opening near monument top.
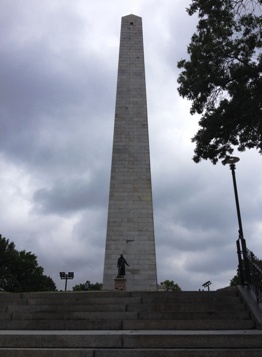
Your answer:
[130,22,133,25]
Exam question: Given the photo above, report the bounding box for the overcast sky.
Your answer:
[1,0,262,292]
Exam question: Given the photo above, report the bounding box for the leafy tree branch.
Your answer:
[0,234,56,292]
[178,0,262,163]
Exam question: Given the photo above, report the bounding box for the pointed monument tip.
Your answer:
[123,14,141,19]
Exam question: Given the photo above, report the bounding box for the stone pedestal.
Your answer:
[114,278,126,291]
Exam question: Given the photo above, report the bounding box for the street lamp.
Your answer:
[59,272,74,291]
[223,156,250,285]
[202,281,212,291]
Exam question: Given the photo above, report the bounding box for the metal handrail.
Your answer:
[244,248,262,303]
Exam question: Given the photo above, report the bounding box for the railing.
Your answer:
[237,237,262,303]
[245,248,262,303]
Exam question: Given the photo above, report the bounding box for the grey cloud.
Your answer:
[0,4,116,176]
[33,170,110,215]
[185,247,236,274]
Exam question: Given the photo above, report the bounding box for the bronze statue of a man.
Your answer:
[117,254,129,277]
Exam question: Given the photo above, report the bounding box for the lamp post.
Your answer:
[202,281,212,291]
[59,272,74,291]
[223,156,250,285]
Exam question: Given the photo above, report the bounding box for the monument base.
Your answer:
[114,277,126,291]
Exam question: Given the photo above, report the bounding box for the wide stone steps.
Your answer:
[1,330,262,356]
[3,301,245,312]
[0,287,262,355]
[0,289,255,331]
[1,318,255,331]
[0,310,250,320]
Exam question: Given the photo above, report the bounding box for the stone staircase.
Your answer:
[0,287,262,356]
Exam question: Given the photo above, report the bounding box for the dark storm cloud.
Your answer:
[0,0,117,180]
[0,39,115,165]
[33,169,110,214]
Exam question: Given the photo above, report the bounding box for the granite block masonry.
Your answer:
[103,15,157,291]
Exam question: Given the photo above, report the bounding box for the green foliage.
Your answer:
[160,280,182,291]
[0,235,56,292]
[72,282,102,291]
[90,282,102,291]
[230,271,241,286]
[177,0,262,164]
[230,256,262,286]
[72,283,85,291]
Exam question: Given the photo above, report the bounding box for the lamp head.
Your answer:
[222,156,240,165]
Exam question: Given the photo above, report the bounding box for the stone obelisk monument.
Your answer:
[103,15,157,291]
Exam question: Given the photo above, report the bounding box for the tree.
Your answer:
[230,270,242,286]
[160,280,182,291]
[72,282,102,291]
[90,282,102,291]
[0,235,56,292]
[72,283,85,291]
[177,0,262,164]
[230,256,262,286]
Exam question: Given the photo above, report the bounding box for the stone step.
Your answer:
[0,349,262,357]
[0,309,250,322]
[0,320,122,330]
[25,296,142,305]
[6,304,128,313]
[127,303,245,312]
[0,292,131,300]
[8,311,138,320]
[133,291,239,300]
[138,310,250,320]
[0,318,255,331]
[0,290,239,302]
[132,290,238,296]
[4,302,245,314]
[1,296,243,307]
[1,330,262,349]
[122,319,255,330]
[0,291,243,310]
[140,296,242,304]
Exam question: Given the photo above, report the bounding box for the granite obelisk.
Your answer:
[103,15,157,291]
